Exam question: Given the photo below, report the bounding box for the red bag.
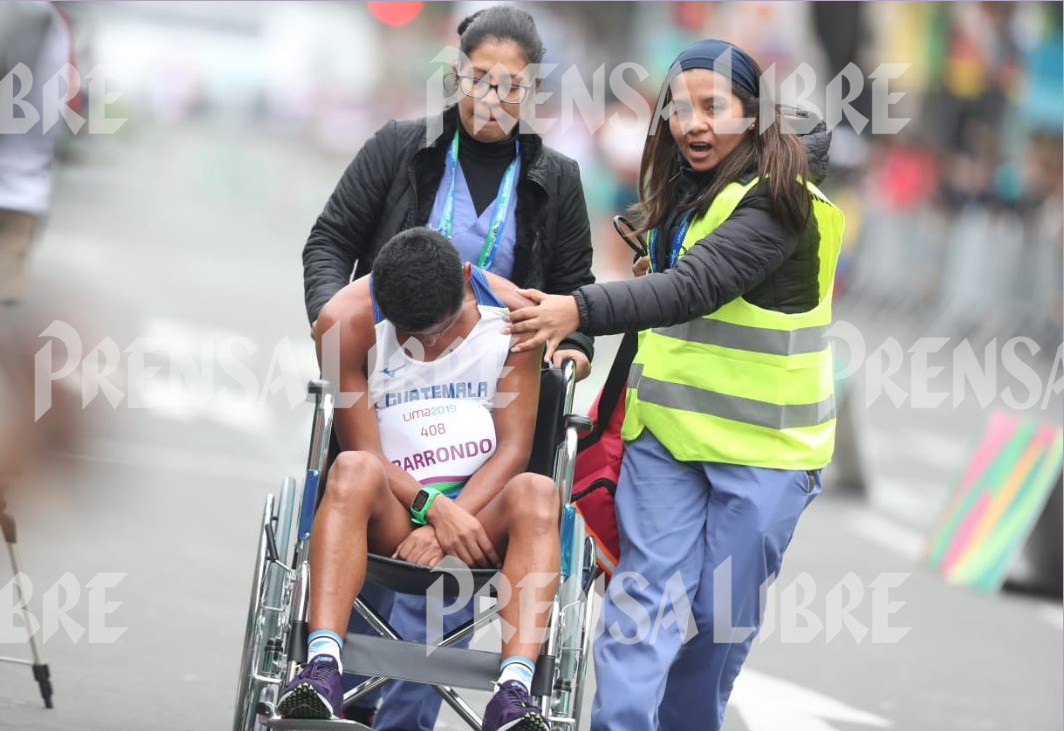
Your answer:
[572,332,637,581]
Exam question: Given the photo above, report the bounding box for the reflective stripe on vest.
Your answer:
[628,362,836,430]
[621,176,845,470]
[652,319,830,356]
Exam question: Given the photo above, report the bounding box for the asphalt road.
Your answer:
[1,122,1060,731]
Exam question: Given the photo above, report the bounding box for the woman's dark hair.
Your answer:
[372,228,464,333]
[458,5,544,65]
[633,51,811,235]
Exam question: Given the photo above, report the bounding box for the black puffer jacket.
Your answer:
[303,105,595,359]
[573,123,832,335]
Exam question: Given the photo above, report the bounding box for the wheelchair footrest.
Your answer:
[263,719,371,730]
[341,633,500,691]
[258,702,371,730]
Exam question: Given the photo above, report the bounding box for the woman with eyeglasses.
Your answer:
[503,39,842,730]
[302,6,592,730]
[305,5,594,380]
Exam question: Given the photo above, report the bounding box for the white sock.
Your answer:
[496,656,535,693]
[307,630,344,673]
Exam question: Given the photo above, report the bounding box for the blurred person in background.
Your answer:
[0,309,78,487]
[504,39,842,731]
[0,1,72,308]
[0,4,77,649]
[302,6,594,727]
[0,305,74,711]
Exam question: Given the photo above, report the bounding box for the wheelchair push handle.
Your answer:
[558,357,577,415]
[305,378,329,400]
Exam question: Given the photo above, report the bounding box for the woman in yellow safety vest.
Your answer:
[504,39,844,731]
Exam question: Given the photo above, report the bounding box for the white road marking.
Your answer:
[868,477,948,529]
[54,438,291,483]
[1038,604,1063,632]
[845,508,926,562]
[866,426,970,480]
[731,668,892,730]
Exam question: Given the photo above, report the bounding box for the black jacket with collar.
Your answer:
[302,105,595,360]
[573,122,833,335]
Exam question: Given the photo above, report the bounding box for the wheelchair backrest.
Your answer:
[527,367,566,477]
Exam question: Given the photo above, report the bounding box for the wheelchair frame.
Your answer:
[233,360,598,730]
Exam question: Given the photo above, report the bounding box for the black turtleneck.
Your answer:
[457,122,518,216]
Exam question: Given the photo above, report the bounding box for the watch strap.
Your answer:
[410,487,443,526]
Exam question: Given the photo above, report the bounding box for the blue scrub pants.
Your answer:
[591,431,822,731]
[340,581,392,711]
[371,593,476,731]
[343,587,477,729]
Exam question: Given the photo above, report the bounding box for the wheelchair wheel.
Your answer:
[549,521,598,728]
[233,479,299,731]
[569,534,598,727]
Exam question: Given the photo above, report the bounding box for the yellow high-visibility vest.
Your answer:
[621,177,845,470]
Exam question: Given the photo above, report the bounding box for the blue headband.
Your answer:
[671,39,759,96]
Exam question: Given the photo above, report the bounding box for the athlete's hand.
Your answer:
[393,525,444,567]
[427,497,500,568]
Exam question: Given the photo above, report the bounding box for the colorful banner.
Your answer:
[925,410,1064,592]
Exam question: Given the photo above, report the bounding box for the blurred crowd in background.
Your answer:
[41,0,1064,359]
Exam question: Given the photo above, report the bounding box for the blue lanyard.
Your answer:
[433,130,520,270]
[647,211,692,272]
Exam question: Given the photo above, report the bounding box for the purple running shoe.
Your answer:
[482,680,549,731]
[277,656,344,720]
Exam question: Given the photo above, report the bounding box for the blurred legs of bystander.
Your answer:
[0,209,39,305]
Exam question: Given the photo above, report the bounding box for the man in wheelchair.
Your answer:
[281,228,559,731]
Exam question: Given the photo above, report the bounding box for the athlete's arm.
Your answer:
[424,343,539,567]
[453,276,540,516]
[313,278,424,511]
[423,277,540,566]
[452,343,540,516]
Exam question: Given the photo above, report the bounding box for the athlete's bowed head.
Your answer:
[370,227,466,347]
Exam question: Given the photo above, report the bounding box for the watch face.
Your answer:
[411,491,429,512]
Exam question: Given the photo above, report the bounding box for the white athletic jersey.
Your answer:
[367,268,511,496]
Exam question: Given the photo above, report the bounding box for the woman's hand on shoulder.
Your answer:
[502,288,581,365]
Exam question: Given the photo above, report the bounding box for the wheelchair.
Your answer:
[233,360,598,730]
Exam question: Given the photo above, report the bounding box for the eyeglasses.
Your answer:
[453,73,532,104]
[406,306,464,338]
